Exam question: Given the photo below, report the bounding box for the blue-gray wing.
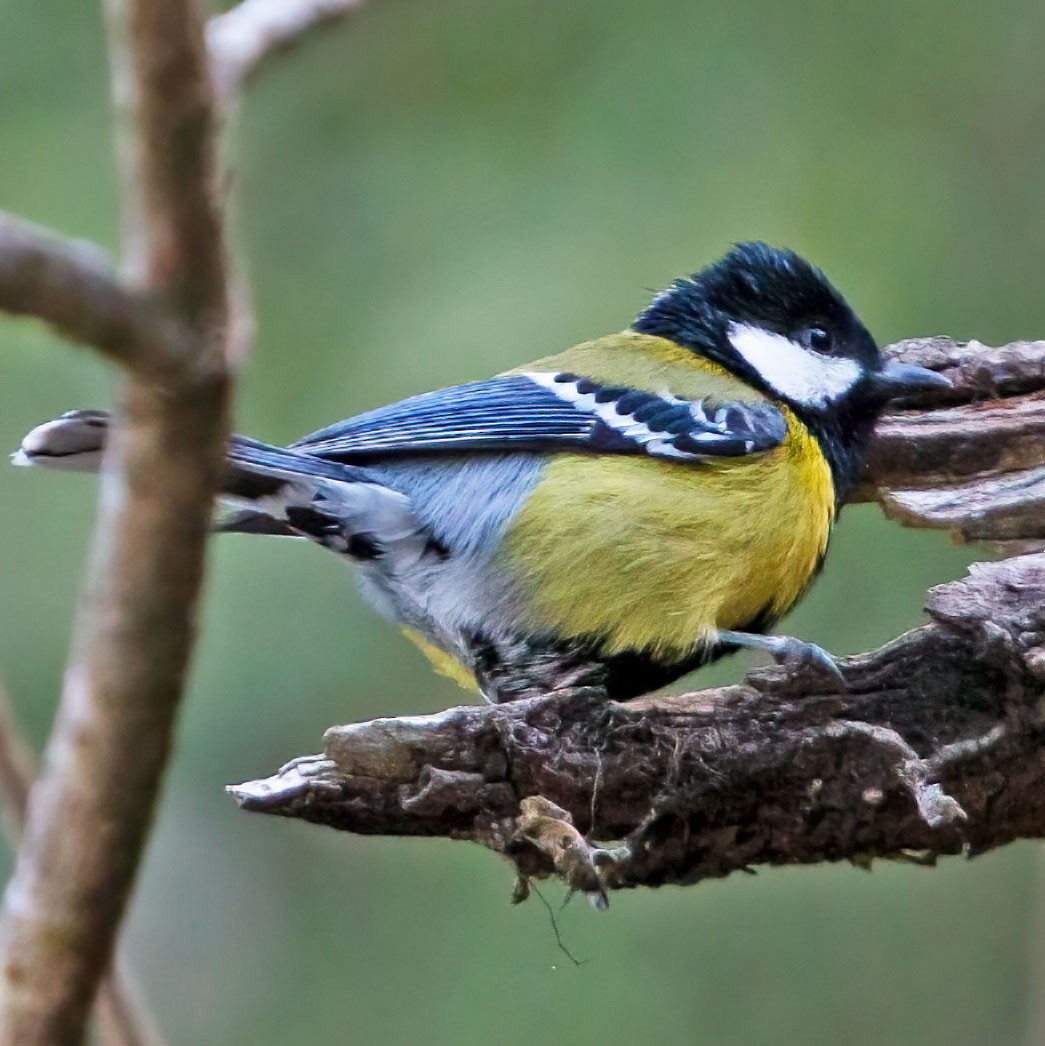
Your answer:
[292,372,787,463]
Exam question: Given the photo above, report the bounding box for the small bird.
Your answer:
[12,243,947,703]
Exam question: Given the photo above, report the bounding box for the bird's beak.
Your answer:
[869,358,951,398]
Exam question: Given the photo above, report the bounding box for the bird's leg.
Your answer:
[716,629,846,690]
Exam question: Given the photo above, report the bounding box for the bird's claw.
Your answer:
[764,636,847,691]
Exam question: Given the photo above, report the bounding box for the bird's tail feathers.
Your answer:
[13,409,368,482]
[12,409,421,554]
[12,409,109,472]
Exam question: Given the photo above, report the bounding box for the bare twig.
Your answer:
[0,0,368,1037]
[94,963,165,1046]
[0,0,231,1041]
[0,212,186,374]
[0,680,34,841]
[108,0,229,323]
[0,676,162,1046]
[0,0,360,371]
[207,0,364,102]
[204,0,366,364]
[230,553,1045,898]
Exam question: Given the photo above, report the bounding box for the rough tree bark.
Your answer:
[0,2,361,1044]
[230,337,1045,907]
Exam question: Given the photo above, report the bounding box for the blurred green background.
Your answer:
[2,1,1044,1043]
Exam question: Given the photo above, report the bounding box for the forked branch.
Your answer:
[0,0,231,1041]
[0,1,375,1043]
[0,212,186,374]
[207,0,365,102]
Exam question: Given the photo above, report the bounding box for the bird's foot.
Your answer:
[759,635,846,691]
[716,630,846,693]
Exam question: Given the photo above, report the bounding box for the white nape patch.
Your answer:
[728,322,861,408]
[523,371,702,459]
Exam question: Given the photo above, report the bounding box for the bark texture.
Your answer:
[857,337,1045,544]
[231,554,1045,904]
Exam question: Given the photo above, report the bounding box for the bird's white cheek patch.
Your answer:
[728,322,861,407]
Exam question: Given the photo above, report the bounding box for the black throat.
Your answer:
[792,398,878,506]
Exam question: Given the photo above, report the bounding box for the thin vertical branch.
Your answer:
[0,676,163,1046]
[107,0,229,326]
[0,681,34,840]
[0,0,371,1039]
[94,963,165,1046]
[0,0,231,1041]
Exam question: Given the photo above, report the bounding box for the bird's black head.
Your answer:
[633,242,947,497]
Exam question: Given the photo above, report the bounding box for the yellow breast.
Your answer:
[501,409,835,659]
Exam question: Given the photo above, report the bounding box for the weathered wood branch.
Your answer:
[231,553,1045,903]
[859,337,1045,544]
[230,335,1045,903]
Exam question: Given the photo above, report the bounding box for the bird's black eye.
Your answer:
[799,326,833,354]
